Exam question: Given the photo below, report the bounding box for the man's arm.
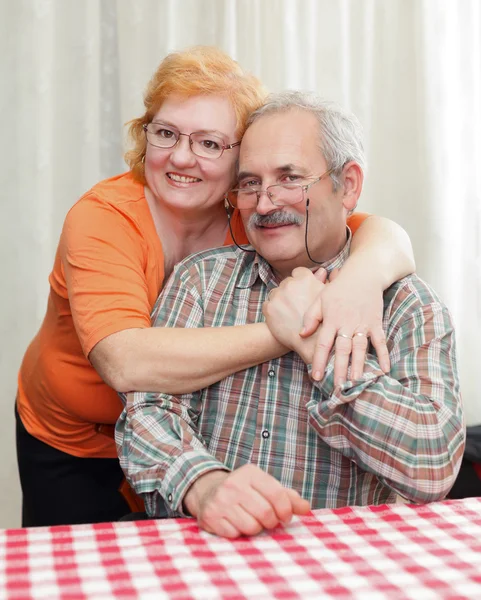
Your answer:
[118,392,310,532]
[115,262,231,517]
[117,260,309,534]
[117,387,229,518]
[306,280,465,504]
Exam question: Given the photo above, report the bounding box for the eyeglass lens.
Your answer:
[146,124,226,158]
[230,185,304,209]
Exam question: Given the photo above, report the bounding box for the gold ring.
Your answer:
[353,332,367,337]
[337,333,352,340]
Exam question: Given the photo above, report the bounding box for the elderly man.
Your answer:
[116,92,465,538]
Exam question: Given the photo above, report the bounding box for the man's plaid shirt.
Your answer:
[116,238,465,518]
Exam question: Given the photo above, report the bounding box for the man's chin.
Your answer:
[254,242,303,265]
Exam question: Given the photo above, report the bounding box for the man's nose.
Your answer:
[256,190,278,215]
[170,134,196,167]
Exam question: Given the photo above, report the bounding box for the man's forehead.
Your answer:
[237,162,308,181]
[238,147,308,176]
[239,111,323,173]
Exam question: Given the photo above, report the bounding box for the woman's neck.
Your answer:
[144,187,229,278]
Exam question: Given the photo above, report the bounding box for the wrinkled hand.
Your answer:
[184,465,310,538]
[302,268,390,385]
[263,267,327,362]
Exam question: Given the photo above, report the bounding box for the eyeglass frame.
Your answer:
[226,167,337,210]
[142,122,241,159]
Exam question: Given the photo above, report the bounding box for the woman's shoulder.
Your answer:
[61,171,153,251]
[64,171,150,230]
[78,171,145,209]
[347,211,370,233]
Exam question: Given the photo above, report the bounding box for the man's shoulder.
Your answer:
[383,274,451,323]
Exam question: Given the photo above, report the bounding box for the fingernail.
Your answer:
[300,327,306,336]
[313,370,321,381]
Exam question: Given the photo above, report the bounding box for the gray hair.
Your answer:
[245,90,366,191]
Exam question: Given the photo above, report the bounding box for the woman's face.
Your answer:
[144,94,239,213]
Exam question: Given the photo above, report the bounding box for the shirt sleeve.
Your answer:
[306,283,465,504]
[347,212,370,234]
[116,262,229,518]
[59,195,152,356]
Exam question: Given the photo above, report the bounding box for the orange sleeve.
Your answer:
[347,212,370,234]
[225,209,249,246]
[59,195,153,357]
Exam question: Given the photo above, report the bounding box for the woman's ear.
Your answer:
[340,161,363,211]
[224,197,232,218]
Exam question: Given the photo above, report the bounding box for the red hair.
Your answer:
[125,46,267,183]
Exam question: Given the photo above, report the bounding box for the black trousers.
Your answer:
[118,511,150,521]
[447,459,481,499]
[15,405,130,527]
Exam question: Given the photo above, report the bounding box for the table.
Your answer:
[1,497,481,599]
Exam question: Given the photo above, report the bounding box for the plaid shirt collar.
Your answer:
[236,226,352,290]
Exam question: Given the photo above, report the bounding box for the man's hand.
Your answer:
[263,267,327,363]
[183,465,310,538]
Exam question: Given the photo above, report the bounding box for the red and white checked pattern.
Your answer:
[1,498,481,599]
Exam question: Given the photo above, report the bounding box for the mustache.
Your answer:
[247,211,304,230]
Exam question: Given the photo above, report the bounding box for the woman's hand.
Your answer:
[302,268,390,385]
[262,268,327,363]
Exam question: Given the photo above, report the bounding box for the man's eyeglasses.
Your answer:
[226,168,336,210]
[143,123,240,159]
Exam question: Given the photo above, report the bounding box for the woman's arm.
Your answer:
[64,195,286,397]
[304,215,416,383]
[90,323,285,395]
[346,214,416,288]
[88,210,413,396]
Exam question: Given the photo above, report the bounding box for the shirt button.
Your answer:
[268,369,275,377]
[168,493,173,503]
[262,430,270,439]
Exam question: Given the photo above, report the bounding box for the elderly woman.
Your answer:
[16,46,415,527]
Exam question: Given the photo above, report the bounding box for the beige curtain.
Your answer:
[1,0,479,527]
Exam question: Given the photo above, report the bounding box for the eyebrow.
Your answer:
[150,120,228,138]
[237,164,308,181]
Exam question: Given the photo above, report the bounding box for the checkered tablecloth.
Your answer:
[1,497,481,599]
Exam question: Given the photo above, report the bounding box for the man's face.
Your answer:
[238,109,352,279]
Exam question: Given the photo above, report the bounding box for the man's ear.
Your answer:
[340,161,363,211]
